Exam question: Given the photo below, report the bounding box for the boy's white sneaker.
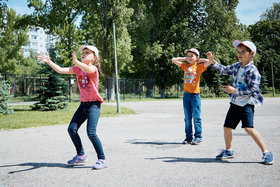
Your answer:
[92,159,108,170]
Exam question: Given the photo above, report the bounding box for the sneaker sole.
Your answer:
[216,156,234,160]
[67,160,87,166]
[68,163,86,166]
[264,161,274,165]
[191,142,201,145]
[92,165,108,170]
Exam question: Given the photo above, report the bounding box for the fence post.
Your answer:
[24,75,27,95]
[13,76,16,96]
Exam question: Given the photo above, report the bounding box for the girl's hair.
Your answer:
[94,53,104,76]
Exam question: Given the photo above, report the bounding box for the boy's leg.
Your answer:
[245,128,267,152]
[183,92,193,142]
[224,127,233,149]
[191,93,202,139]
[241,104,268,152]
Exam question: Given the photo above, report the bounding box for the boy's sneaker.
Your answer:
[191,138,202,145]
[183,138,192,144]
[92,159,108,170]
[263,152,274,165]
[67,155,87,165]
[216,150,234,160]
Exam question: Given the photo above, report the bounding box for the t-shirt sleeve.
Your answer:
[71,66,79,74]
[180,63,188,71]
[198,64,207,73]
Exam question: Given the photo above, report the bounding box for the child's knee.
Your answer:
[68,123,77,134]
[244,127,254,135]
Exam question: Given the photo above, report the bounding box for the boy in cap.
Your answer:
[172,48,212,145]
[206,40,274,165]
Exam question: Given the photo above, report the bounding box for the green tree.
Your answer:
[27,0,83,66]
[261,2,280,21]
[80,0,133,77]
[248,20,280,92]
[0,8,29,73]
[199,0,250,90]
[125,0,204,97]
[31,48,69,111]
[260,68,269,94]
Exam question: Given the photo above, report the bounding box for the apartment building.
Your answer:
[21,27,55,58]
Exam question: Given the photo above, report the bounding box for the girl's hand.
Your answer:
[206,52,215,64]
[72,51,80,65]
[36,52,51,64]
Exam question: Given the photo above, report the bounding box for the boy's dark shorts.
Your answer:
[224,103,255,129]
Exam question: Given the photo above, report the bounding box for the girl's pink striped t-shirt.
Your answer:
[72,66,103,103]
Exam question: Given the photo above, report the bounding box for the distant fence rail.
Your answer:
[1,73,179,101]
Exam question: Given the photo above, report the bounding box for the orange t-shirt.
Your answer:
[180,63,206,93]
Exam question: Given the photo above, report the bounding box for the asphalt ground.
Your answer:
[0,98,280,186]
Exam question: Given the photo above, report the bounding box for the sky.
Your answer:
[5,0,280,26]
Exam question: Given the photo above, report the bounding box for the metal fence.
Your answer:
[1,73,174,101]
[105,77,157,102]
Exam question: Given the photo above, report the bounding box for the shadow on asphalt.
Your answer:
[146,157,262,164]
[0,162,91,174]
[128,141,182,145]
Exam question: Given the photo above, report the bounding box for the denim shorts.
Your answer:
[224,103,255,129]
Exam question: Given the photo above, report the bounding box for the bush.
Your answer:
[0,79,14,115]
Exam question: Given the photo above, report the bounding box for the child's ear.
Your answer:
[251,51,255,56]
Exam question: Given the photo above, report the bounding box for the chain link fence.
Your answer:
[2,73,180,101]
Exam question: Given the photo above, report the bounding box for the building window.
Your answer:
[31,35,37,39]
[32,42,38,46]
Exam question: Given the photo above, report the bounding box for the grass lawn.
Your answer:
[0,101,135,130]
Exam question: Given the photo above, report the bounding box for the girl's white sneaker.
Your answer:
[92,159,108,170]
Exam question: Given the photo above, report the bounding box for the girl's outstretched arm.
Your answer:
[37,52,74,74]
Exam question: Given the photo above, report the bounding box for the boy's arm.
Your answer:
[171,57,187,67]
[37,53,74,74]
[198,58,211,68]
[72,51,97,74]
[206,51,234,76]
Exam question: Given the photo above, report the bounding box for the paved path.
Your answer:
[1,98,280,186]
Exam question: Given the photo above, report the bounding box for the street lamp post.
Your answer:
[113,23,121,113]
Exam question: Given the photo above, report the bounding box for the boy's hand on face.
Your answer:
[223,84,236,94]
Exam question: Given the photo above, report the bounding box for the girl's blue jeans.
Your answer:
[68,101,105,159]
[183,92,202,141]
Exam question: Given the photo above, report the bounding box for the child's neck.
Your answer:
[241,59,252,67]
[189,61,197,65]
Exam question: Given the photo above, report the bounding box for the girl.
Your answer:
[37,45,108,170]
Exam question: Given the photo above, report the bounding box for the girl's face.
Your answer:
[81,48,96,64]
[186,52,199,64]
[237,45,254,63]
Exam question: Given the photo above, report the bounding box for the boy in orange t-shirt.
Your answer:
[172,48,211,145]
